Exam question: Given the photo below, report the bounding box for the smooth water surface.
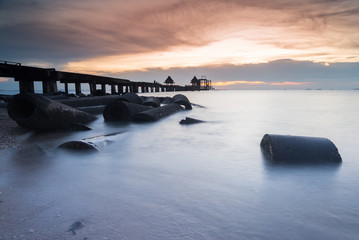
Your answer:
[1,90,358,239]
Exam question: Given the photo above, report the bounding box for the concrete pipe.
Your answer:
[159,97,173,104]
[103,100,152,122]
[260,134,342,164]
[57,95,121,108]
[142,97,161,108]
[58,141,99,152]
[7,93,97,131]
[77,105,107,115]
[118,92,142,104]
[132,103,183,122]
[172,94,192,110]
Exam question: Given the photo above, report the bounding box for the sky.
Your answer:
[1,0,359,90]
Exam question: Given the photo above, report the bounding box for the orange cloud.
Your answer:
[212,81,266,86]
[213,80,311,87]
[270,81,311,86]
[2,0,359,74]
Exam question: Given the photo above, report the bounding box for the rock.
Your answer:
[67,221,84,235]
[58,141,99,152]
[179,117,205,125]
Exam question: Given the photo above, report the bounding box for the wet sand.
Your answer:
[0,107,29,150]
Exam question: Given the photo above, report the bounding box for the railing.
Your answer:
[0,60,21,66]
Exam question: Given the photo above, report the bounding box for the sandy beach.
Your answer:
[0,107,28,150]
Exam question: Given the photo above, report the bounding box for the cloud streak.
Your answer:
[1,0,359,64]
[1,0,359,89]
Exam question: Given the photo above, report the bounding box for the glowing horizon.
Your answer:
[212,80,311,87]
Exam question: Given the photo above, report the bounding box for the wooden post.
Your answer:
[42,81,50,94]
[75,82,81,95]
[89,83,96,95]
[118,84,123,94]
[50,80,58,93]
[131,84,137,93]
[111,84,116,94]
[18,78,34,94]
[42,80,57,94]
[64,82,69,94]
[101,84,106,94]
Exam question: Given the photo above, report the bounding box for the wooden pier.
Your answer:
[0,60,212,95]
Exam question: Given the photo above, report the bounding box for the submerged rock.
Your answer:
[67,221,84,235]
[179,117,205,125]
[58,141,99,152]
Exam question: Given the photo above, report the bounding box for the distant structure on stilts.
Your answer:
[0,60,214,95]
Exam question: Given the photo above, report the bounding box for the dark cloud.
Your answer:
[116,60,359,89]
[0,0,358,71]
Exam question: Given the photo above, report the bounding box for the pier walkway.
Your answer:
[0,60,202,95]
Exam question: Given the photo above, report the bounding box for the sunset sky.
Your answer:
[1,0,359,89]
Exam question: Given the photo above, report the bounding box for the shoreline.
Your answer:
[0,107,29,150]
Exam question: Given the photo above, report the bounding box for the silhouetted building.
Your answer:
[186,75,212,91]
[164,76,175,85]
[190,76,200,90]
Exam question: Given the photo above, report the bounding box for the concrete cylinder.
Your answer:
[118,92,142,104]
[103,100,152,122]
[260,134,342,164]
[58,95,121,108]
[142,97,161,108]
[7,93,97,131]
[172,94,192,110]
[132,103,183,122]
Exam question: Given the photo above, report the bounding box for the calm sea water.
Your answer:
[1,90,359,239]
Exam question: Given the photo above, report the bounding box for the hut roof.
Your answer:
[191,76,199,83]
[164,76,174,84]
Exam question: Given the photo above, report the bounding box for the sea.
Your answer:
[0,90,358,240]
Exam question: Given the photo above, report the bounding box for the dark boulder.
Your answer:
[179,117,205,125]
[58,141,99,152]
